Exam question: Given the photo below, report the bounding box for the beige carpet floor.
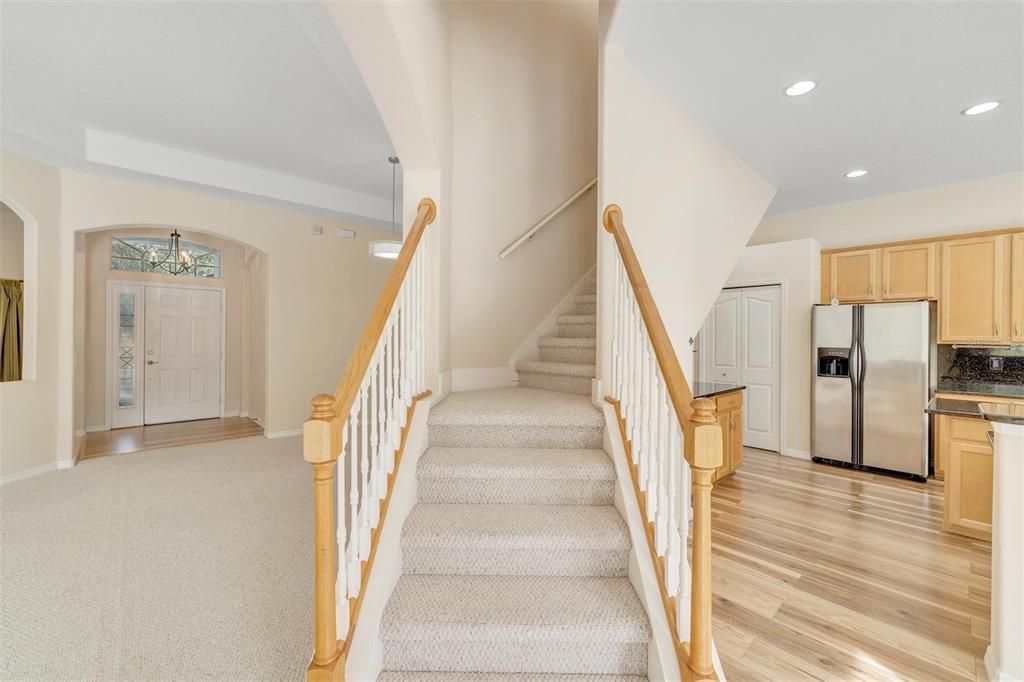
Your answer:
[0,436,312,681]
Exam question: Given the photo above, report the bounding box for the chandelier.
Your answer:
[144,230,196,276]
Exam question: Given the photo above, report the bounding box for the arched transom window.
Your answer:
[111,235,221,278]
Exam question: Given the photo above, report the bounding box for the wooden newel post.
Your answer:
[304,394,345,682]
[686,397,722,679]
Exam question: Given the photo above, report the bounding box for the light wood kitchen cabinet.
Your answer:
[1012,233,1024,343]
[937,414,993,541]
[939,234,1011,344]
[830,249,880,302]
[713,390,744,483]
[881,243,936,300]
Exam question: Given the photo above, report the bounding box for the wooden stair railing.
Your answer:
[602,203,723,681]
[303,198,436,682]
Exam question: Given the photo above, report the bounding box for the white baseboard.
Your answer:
[985,646,1014,682]
[239,411,249,418]
[74,429,87,438]
[265,428,302,439]
[436,371,452,401]
[86,424,110,433]
[223,410,240,418]
[1,461,60,486]
[782,448,811,460]
[451,366,516,392]
[56,458,75,470]
[254,417,266,428]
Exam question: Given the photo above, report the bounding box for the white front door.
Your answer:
[703,290,741,383]
[143,286,223,424]
[740,287,781,451]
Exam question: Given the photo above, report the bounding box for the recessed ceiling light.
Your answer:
[962,101,999,116]
[785,80,817,97]
[845,169,868,178]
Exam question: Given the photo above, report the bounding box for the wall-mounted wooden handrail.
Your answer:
[324,198,436,423]
[603,204,695,436]
[499,178,597,259]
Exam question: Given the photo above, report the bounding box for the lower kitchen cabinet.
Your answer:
[936,413,994,541]
[713,390,744,483]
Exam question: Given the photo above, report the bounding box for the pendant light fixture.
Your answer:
[144,230,196,275]
[370,156,403,260]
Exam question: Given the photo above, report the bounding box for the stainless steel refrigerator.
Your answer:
[812,301,934,480]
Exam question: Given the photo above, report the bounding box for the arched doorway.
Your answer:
[75,224,269,460]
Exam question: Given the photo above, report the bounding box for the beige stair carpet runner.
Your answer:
[379,282,652,679]
[514,279,598,395]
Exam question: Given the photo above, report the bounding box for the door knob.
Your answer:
[147,360,159,365]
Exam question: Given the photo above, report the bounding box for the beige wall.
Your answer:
[60,169,395,439]
[0,202,24,280]
[725,238,821,458]
[753,171,1024,248]
[81,228,267,429]
[597,44,777,386]
[0,147,396,480]
[448,0,598,370]
[0,150,62,479]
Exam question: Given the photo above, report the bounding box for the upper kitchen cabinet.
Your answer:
[881,243,936,300]
[939,234,1011,344]
[1013,233,1024,343]
[830,249,880,302]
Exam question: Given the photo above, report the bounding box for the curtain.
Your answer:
[0,279,23,382]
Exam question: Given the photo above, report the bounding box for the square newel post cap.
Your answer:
[687,397,723,470]
[304,394,342,464]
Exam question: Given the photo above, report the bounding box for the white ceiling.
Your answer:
[609,1,1023,215]
[1,1,400,223]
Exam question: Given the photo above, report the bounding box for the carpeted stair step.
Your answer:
[575,293,597,306]
[401,503,629,577]
[538,336,597,364]
[571,302,597,315]
[381,574,650,675]
[417,447,614,505]
[379,673,647,681]
[515,360,596,395]
[428,387,603,449]
[557,314,597,339]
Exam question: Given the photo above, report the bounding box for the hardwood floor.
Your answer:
[80,417,264,461]
[712,448,991,681]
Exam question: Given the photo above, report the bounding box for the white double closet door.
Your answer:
[699,286,781,452]
[110,283,223,428]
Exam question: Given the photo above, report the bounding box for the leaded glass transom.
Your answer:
[111,235,221,278]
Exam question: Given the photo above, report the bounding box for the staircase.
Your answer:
[378,326,653,679]
[514,277,597,395]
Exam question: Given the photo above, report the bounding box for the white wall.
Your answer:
[597,43,777,388]
[0,202,24,280]
[725,239,821,458]
[0,150,61,479]
[447,1,598,372]
[754,171,1024,248]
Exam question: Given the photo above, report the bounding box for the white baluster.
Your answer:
[359,382,371,560]
[638,331,650,493]
[666,408,681,596]
[390,311,401,451]
[646,342,659,522]
[335,425,348,636]
[376,342,388,499]
[655,371,668,555]
[346,411,361,598]
[611,259,619,398]
[369,349,381,526]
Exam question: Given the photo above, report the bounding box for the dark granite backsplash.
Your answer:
[938,345,1024,387]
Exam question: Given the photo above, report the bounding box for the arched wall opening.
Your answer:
[0,195,39,383]
[74,224,269,435]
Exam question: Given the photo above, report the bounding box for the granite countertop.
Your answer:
[692,381,745,399]
[936,379,1024,400]
[979,402,1024,426]
[925,397,988,419]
